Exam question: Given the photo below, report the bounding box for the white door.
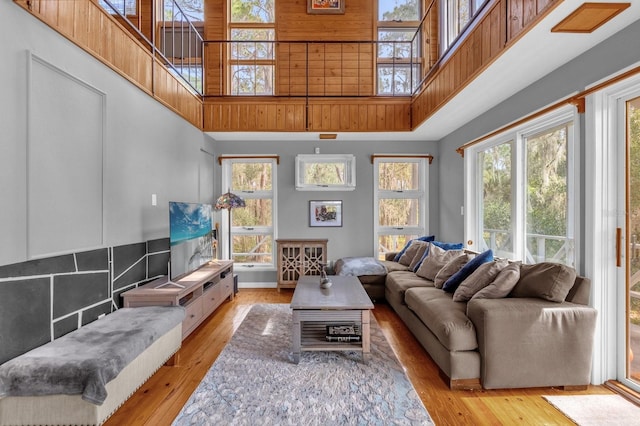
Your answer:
[619,92,640,390]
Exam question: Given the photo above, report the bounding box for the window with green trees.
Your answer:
[222,157,277,267]
[441,0,488,52]
[229,0,275,95]
[377,0,421,95]
[467,107,576,266]
[374,157,429,259]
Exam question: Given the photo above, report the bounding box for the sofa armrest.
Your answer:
[466,298,597,389]
[385,252,398,261]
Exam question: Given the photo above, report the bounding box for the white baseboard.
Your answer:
[238,282,277,289]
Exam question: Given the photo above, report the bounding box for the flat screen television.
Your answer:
[169,201,214,280]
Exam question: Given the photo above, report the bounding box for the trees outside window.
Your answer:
[377,0,421,95]
[441,0,488,52]
[374,157,428,260]
[221,158,277,267]
[466,106,577,266]
[229,0,275,95]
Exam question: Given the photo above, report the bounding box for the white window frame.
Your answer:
[464,105,579,267]
[440,0,489,54]
[221,157,278,271]
[373,156,429,259]
[228,0,276,96]
[376,0,421,96]
[295,154,356,191]
[585,69,640,387]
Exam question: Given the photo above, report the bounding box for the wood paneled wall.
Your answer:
[15,0,561,135]
[15,0,202,129]
[507,0,554,40]
[276,0,373,41]
[276,42,374,96]
[203,97,410,132]
[204,97,307,131]
[412,0,505,129]
[411,0,558,130]
[307,98,411,132]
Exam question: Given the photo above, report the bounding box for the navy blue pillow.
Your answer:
[411,240,464,272]
[431,241,464,251]
[442,249,494,293]
[393,235,436,262]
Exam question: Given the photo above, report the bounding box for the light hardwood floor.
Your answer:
[104,289,612,425]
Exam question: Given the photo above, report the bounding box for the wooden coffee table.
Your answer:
[290,275,374,363]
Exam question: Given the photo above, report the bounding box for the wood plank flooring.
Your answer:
[104,289,613,425]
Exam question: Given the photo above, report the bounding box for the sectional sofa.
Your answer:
[337,241,598,390]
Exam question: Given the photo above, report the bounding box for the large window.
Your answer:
[221,157,277,268]
[440,0,488,52]
[229,0,275,95]
[374,156,429,259]
[377,0,421,95]
[465,106,577,266]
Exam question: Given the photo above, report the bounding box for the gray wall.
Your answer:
[0,2,214,266]
[436,18,640,251]
[213,139,439,283]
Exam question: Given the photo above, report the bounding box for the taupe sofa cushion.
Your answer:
[416,244,464,283]
[385,271,433,305]
[380,260,410,273]
[510,262,577,302]
[434,254,472,289]
[405,287,478,351]
[453,259,509,302]
[398,241,428,266]
[472,262,521,300]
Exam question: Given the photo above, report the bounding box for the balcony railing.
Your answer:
[99,0,204,94]
[96,0,441,99]
[482,229,575,266]
[202,40,420,98]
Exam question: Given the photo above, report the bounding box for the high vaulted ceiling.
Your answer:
[207,0,640,142]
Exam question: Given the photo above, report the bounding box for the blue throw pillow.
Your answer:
[442,249,494,293]
[393,235,435,262]
[431,241,464,251]
[411,240,464,272]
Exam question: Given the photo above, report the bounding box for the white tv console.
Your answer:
[122,260,234,339]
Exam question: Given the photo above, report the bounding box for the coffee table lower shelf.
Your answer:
[292,309,370,363]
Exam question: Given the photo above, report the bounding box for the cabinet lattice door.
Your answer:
[276,239,327,291]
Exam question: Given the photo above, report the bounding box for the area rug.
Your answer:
[172,303,434,425]
[543,394,640,425]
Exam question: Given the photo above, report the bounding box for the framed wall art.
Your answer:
[309,200,343,227]
[307,0,345,14]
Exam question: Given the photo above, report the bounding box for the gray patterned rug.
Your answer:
[172,304,434,425]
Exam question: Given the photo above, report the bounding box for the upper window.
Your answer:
[295,154,356,191]
[377,0,421,95]
[441,0,488,52]
[99,0,137,15]
[229,0,276,95]
[221,157,277,268]
[165,0,204,21]
[374,156,429,260]
[464,106,577,266]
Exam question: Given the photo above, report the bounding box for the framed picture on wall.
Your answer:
[307,0,345,14]
[309,200,343,227]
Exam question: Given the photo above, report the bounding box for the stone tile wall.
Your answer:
[0,238,169,364]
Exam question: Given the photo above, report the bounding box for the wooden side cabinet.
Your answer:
[276,239,327,291]
[122,260,234,339]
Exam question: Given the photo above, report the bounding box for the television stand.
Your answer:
[154,279,185,289]
[122,260,234,340]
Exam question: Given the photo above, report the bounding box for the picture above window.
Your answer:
[295,154,356,191]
